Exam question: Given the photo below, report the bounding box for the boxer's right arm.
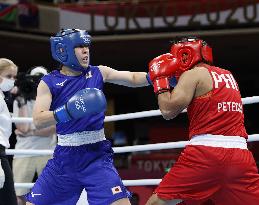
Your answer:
[33,82,107,129]
[33,81,56,129]
[157,69,199,120]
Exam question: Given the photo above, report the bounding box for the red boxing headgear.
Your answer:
[170,37,213,79]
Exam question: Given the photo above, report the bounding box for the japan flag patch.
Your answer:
[111,186,122,195]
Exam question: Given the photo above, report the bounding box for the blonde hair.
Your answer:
[0,58,18,74]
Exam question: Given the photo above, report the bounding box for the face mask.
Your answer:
[0,77,15,92]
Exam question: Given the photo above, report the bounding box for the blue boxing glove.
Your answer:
[53,88,107,123]
[146,73,177,87]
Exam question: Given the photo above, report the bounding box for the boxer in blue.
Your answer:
[22,29,149,205]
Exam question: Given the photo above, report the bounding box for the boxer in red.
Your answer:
[145,37,259,205]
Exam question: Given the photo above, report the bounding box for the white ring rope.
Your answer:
[11,96,259,124]
[15,179,162,189]
[6,134,259,156]
[13,134,259,189]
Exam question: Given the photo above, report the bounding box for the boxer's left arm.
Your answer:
[98,65,149,87]
[157,69,199,120]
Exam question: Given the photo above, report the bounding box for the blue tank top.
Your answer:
[42,65,105,135]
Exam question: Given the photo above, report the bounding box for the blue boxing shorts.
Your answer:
[24,140,130,205]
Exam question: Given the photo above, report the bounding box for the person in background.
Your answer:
[0,58,18,205]
[13,66,56,205]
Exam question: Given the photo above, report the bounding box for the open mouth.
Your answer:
[82,57,88,63]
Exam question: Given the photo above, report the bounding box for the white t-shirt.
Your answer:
[13,99,56,158]
[0,91,12,148]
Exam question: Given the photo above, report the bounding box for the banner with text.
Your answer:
[60,0,259,33]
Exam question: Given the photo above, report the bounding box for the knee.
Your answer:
[17,196,25,205]
[146,195,183,205]
[146,194,163,205]
[16,196,34,205]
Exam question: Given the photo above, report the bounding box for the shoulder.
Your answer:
[47,70,59,76]
[42,70,58,80]
[180,66,206,80]
[98,65,112,71]
[38,80,51,94]
[87,65,104,73]
[192,64,209,72]
[217,67,232,74]
[97,65,115,81]
[41,70,63,85]
[190,65,211,78]
[177,65,211,88]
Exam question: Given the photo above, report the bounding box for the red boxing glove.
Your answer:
[149,53,179,94]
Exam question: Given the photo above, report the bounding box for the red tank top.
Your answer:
[187,64,248,139]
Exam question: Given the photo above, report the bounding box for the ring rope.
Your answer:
[6,134,259,156]
[13,133,259,189]
[11,96,259,124]
[15,179,162,189]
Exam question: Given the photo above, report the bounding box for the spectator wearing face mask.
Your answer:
[0,58,18,205]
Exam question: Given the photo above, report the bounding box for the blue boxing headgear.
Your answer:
[50,29,91,72]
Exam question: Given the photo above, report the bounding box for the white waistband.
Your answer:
[189,134,247,149]
[57,129,106,146]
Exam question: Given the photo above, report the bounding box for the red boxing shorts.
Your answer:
[155,145,259,205]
